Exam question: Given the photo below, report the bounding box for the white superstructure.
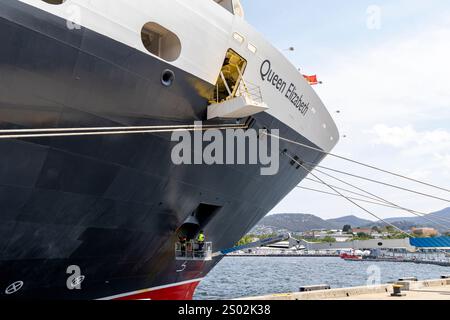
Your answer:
[20,0,339,152]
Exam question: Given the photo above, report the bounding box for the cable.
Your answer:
[312,165,450,204]
[0,123,247,134]
[306,164,450,230]
[298,185,450,256]
[305,177,392,205]
[287,152,449,255]
[0,123,249,139]
[283,152,415,238]
[264,131,450,203]
[303,170,450,229]
[265,132,450,194]
[298,186,419,210]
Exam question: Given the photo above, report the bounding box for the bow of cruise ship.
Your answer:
[0,0,338,300]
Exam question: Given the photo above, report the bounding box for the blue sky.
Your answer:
[242,1,450,221]
[242,0,450,71]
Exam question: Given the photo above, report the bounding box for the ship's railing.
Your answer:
[211,77,263,105]
[175,241,213,261]
[235,79,264,104]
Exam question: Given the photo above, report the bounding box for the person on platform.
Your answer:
[197,230,205,255]
[179,235,187,257]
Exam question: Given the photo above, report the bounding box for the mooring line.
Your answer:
[265,132,450,195]
[0,124,249,139]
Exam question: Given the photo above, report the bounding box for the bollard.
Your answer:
[398,277,417,282]
[391,285,406,297]
[299,285,331,292]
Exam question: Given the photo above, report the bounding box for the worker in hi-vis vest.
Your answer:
[197,230,205,252]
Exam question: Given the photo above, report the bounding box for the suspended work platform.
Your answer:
[207,94,268,120]
[207,53,269,120]
[207,78,268,120]
[175,241,213,261]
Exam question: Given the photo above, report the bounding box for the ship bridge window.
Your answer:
[41,0,65,4]
[141,22,181,62]
[214,0,245,18]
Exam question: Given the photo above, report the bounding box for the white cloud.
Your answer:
[435,153,450,170]
[369,124,450,150]
[296,24,450,218]
[271,6,450,219]
[316,25,450,128]
[368,124,450,176]
[404,169,433,180]
[370,124,417,148]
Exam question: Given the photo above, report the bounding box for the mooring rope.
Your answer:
[264,132,450,195]
[0,123,249,139]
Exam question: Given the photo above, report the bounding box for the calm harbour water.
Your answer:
[194,257,449,300]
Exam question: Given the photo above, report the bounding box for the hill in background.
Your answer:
[251,208,450,234]
[327,215,374,228]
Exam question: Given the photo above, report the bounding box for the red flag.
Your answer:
[303,74,321,85]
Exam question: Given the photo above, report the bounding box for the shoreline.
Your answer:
[237,278,450,300]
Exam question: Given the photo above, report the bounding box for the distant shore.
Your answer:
[226,254,339,257]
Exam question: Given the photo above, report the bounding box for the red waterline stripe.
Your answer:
[98,279,203,300]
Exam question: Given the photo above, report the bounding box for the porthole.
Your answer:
[141,22,181,62]
[247,43,257,54]
[232,32,245,44]
[41,0,65,4]
[161,69,175,87]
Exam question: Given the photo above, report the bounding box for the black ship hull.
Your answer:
[0,0,325,300]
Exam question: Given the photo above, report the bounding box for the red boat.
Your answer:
[340,253,363,261]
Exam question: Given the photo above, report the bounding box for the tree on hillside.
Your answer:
[343,225,352,233]
[321,236,337,243]
[372,226,381,233]
[356,232,372,240]
[385,226,395,233]
[385,233,410,240]
[259,233,278,240]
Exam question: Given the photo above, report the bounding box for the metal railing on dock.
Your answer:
[375,250,450,266]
